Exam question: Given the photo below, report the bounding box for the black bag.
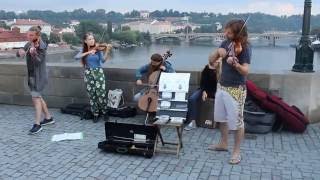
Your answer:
[107,106,137,118]
[197,98,216,129]
[98,122,157,158]
[81,105,94,120]
[244,97,276,134]
[61,103,94,120]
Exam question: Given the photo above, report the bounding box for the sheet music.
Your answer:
[175,92,186,101]
[51,132,84,142]
[159,73,191,92]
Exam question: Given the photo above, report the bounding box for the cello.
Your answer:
[138,51,173,114]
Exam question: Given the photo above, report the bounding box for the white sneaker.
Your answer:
[184,121,196,131]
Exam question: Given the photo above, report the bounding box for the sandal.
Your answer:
[229,155,241,165]
[208,144,228,151]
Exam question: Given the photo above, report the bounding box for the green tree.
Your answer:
[121,26,131,31]
[0,21,10,29]
[107,21,113,37]
[141,32,151,44]
[62,33,81,45]
[126,10,140,18]
[75,20,109,42]
[193,25,216,33]
[41,33,49,45]
[112,31,139,44]
[49,33,61,43]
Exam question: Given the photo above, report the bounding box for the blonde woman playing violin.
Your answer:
[75,32,112,123]
[208,19,251,165]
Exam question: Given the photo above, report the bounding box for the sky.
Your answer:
[1,0,320,16]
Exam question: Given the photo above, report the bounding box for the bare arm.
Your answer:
[234,63,249,76]
[209,48,227,63]
[16,43,30,58]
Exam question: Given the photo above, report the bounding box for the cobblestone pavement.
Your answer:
[0,104,320,180]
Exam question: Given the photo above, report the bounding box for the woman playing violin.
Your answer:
[208,19,251,165]
[75,32,112,123]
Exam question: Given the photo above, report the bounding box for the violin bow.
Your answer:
[97,26,113,60]
[97,24,108,43]
[239,15,250,36]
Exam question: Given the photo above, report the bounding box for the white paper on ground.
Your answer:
[51,132,84,142]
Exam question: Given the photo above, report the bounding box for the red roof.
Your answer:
[0,28,7,32]
[12,19,49,26]
[0,28,27,43]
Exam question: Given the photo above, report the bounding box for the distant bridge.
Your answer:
[151,33,301,46]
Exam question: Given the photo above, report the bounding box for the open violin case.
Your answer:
[98,121,158,158]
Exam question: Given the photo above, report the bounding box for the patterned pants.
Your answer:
[84,68,107,116]
[214,84,247,130]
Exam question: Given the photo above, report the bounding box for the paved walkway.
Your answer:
[0,104,320,180]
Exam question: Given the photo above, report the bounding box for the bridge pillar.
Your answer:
[272,35,276,47]
[151,36,156,43]
[185,34,190,43]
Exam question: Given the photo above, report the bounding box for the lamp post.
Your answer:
[292,0,314,73]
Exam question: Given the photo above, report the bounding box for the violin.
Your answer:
[93,43,112,51]
[233,41,242,56]
[92,43,113,60]
[138,51,173,114]
[28,38,40,56]
[227,40,243,66]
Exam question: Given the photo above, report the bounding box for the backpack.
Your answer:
[61,103,94,120]
[244,96,276,134]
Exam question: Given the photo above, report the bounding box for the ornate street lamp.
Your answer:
[292,0,314,72]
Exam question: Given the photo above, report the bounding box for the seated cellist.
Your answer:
[134,53,175,102]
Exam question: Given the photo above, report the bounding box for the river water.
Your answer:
[105,42,320,72]
[2,41,320,73]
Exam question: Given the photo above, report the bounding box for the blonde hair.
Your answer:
[209,50,222,81]
[28,26,42,36]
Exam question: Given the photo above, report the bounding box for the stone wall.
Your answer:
[0,63,319,123]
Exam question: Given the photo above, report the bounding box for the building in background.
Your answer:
[0,27,28,50]
[70,20,80,27]
[122,18,201,34]
[121,20,172,34]
[10,19,52,35]
[59,27,75,34]
[140,11,150,19]
[171,22,201,32]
